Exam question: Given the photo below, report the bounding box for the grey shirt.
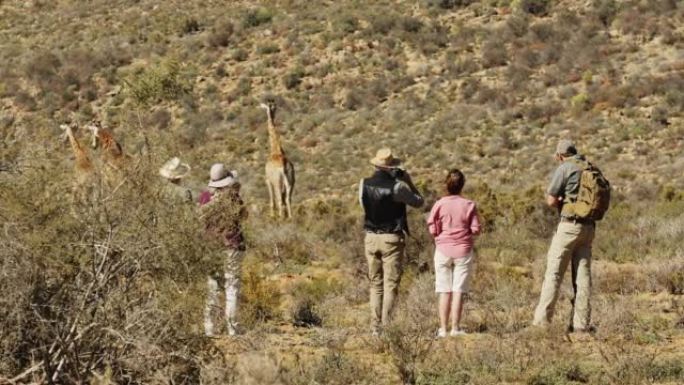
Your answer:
[547,155,583,202]
[358,179,425,208]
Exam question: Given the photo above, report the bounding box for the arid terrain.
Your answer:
[1,0,683,384]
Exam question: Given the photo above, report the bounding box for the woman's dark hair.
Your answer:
[445,169,465,195]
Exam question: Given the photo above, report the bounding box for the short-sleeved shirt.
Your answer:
[547,155,583,208]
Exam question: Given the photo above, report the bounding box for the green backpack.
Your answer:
[561,158,611,221]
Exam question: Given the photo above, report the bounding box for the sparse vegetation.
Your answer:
[1,0,684,383]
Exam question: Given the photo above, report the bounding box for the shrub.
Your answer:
[481,37,508,68]
[231,48,249,62]
[242,7,273,28]
[125,61,193,106]
[593,0,619,27]
[514,0,552,16]
[180,17,201,36]
[570,93,591,112]
[289,277,341,327]
[256,43,280,55]
[145,108,172,129]
[382,274,435,385]
[334,14,360,35]
[239,264,282,328]
[423,0,471,9]
[369,13,397,34]
[207,19,234,48]
[401,16,423,33]
[0,150,217,383]
[283,68,304,90]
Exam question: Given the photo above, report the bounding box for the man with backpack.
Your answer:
[533,140,610,333]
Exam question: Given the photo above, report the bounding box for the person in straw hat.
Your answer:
[359,148,424,336]
[198,163,247,337]
[159,157,193,203]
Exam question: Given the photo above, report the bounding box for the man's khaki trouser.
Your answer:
[533,221,595,330]
[365,232,405,331]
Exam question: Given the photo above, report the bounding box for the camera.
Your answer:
[391,168,405,179]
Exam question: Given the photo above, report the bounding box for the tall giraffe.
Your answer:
[260,100,295,219]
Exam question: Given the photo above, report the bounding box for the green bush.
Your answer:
[283,68,304,90]
[242,7,274,28]
[514,0,552,16]
[125,60,193,106]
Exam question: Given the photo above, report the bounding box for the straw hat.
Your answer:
[370,148,402,169]
[159,157,191,180]
[208,163,239,188]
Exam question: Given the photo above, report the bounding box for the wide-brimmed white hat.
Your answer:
[370,148,402,169]
[208,163,239,188]
[159,157,191,180]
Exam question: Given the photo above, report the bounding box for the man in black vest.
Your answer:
[359,148,424,335]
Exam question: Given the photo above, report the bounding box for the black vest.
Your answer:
[362,170,408,234]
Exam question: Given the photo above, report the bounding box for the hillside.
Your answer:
[1,0,683,384]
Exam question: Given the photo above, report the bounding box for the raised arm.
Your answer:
[393,178,424,208]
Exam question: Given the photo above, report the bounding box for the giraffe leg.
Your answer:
[283,173,293,219]
[266,178,276,217]
[273,181,284,219]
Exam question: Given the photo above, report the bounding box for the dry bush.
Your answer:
[239,263,282,328]
[0,139,227,383]
[381,274,435,385]
[481,35,508,68]
[283,346,376,385]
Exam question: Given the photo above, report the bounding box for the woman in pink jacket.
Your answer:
[427,169,481,337]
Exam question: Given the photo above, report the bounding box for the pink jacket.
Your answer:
[427,195,481,258]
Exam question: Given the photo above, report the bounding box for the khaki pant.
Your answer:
[204,248,245,336]
[533,221,595,330]
[365,232,405,331]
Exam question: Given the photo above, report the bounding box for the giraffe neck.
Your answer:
[65,128,92,171]
[98,130,124,158]
[266,111,284,157]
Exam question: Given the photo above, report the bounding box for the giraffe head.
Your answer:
[85,120,103,149]
[59,122,77,143]
[259,99,277,120]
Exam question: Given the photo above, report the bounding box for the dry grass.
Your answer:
[1,0,684,383]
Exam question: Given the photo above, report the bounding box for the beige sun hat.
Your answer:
[208,163,239,188]
[370,148,402,169]
[159,157,191,180]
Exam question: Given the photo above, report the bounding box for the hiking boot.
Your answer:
[227,321,239,336]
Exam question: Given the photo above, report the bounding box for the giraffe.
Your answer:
[60,123,96,205]
[85,120,128,170]
[260,100,295,219]
[84,119,133,191]
[60,123,94,179]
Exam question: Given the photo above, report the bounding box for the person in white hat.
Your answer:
[159,157,193,203]
[198,163,247,337]
[359,148,424,336]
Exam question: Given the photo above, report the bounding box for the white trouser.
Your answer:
[204,248,244,336]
